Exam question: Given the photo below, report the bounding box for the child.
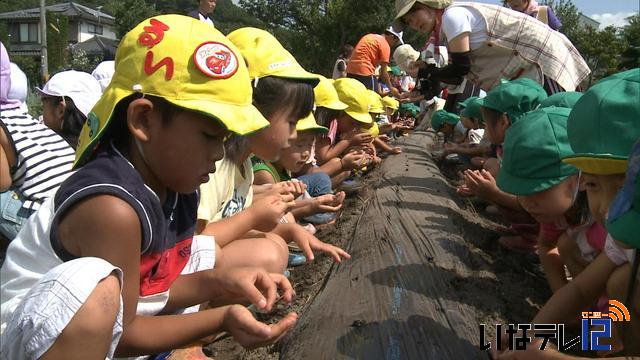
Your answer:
[538,91,583,109]
[316,78,375,173]
[606,137,640,354]
[306,76,364,187]
[253,113,346,224]
[0,43,75,241]
[459,78,548,251]
[1,16,298,359]
[37,70,103,148]
[496,107,603,293]
[502,69,640,357]
[367,90,402,155]
[430,109,464,142]
[442,97,490,167]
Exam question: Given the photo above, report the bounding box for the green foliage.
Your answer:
[545,0,630,86]
[0,22,10,50]
[620,14,640,70]
[12,55,41,87]
[46,11,69,72]
[110,0,158,38]
[237,0,426,76]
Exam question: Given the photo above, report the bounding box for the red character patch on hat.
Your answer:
[194,42,238,79]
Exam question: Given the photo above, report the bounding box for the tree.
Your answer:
[46,11,69,72]
[110,0,157,39]
[620,14,640,70]
[238,0,426,76]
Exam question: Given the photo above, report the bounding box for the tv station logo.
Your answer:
[479,300,631,352]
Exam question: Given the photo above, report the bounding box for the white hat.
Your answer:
[385,26,404,45]
[36,70,102,118]
[8,63,28,104]
[393,44,420,73]
[91,60,115,92]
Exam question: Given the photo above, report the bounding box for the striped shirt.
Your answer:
[0,107,75,210]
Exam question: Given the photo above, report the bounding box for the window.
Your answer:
[87,23,103,35]
[14,23,39,43]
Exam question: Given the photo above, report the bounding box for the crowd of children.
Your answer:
[0,1,638,359]
[0,13,410,359]
[430,69,640,357]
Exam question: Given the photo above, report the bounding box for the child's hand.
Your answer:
[444,142,458,154]
[249,194,295,232]
[350,132,374,146]
[222,305,298,349]
[214,267,295,312]
[308,236,351,263]
[311,192,346,213]
[273,180,307,198]
[456,184,475,197]
[378,134,390,142]
[464,169,499,198]
[342,151,366,170]
[390,147,402,155]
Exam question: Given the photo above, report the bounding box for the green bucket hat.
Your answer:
[462,97,484,123]
[476,78,547,124]
[431,109,459,131]
[606,138,640,248]
[497,107,578,196]
[389,65,402,76]
[392,0,453,31]
[539,92,583,109]
[458,96,478,109]
[562,68,640,175]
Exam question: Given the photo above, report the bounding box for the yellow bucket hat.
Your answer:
[227,27,320,86]
[334,78,373,124]
[314,76,348,110]
[296,112,328,133]
[367,90,385,114]
[382,96,400,111]
[76,15,268,166]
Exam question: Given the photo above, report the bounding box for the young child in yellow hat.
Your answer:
[253,113,348,227]
[0,15,298,359]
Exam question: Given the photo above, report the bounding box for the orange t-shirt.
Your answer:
[346,34,390,77]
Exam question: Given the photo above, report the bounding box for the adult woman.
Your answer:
[504,0,562,30]
[392,0,589,94]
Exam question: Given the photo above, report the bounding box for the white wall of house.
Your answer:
[77,20,116,42]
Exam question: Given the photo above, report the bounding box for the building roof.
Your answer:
[0,2,114,25]
[71,35,118,59]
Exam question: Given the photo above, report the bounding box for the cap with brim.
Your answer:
[497,107,578,196]
[562,68,640,175]
[36,70,102,117]
[382,96,399,110]
[75,15,269,167]
[393,44,420,73]
[334,78,373,124]
[400,102,420,117]
[539,92,583,109]
[392,0,454,32]
[227,27,320,86]
[462,97,484,122]
[431,109,459,131]
[606,138,640,248]
[314,76,348,110]
[385,26,404,45]
[368,90,385,114]
[458,96,478,109]
[476,78,547,124]
[296,112,328,133]
[389,65,402,76]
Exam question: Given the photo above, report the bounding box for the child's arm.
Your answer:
[464,169,522,211]
[373,137,401,154]
[201,194,293,246]
[253,169,276,186]
[0,126,15,191]
[532,252,619,325]
[59,195,297,355]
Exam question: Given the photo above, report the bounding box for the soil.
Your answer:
[206,132,553,360]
